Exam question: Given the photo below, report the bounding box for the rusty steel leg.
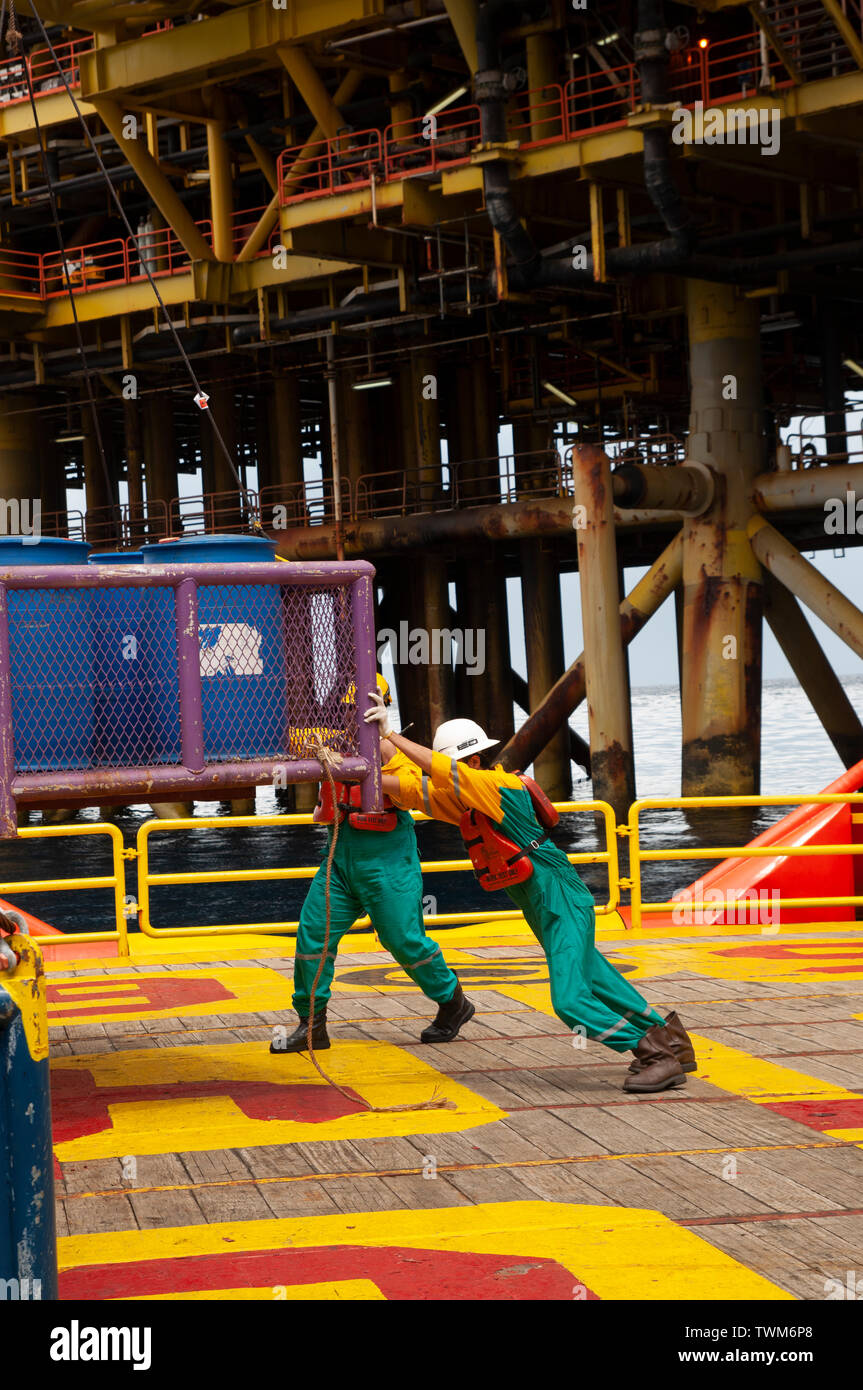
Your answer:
[501,530,682,775]
[749,515,863,660]
[455,543,514,742]
[572,443,636,819]
[682,281,765,796]
[520,540,571,798]
[763,573,863,768]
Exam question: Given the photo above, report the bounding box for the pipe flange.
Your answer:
[634,28,668,62]
[681,460,717,517]
[474,69,505,103]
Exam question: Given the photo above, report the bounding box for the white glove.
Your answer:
[363,689,393,738]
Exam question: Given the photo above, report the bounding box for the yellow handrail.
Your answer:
[4,823,130,955]
[627,793,863,930]
[135,799,620,938]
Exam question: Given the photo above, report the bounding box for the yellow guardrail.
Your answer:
[135,799,620,938]
[626,793,863,930]
[1,822,130,955]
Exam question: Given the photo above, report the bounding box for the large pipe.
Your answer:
[763,574,863,769]
[274,497,681,559]
[748,515,863,661]
[475,0,542,278]
[613,462,714,514]
[635,0,693,248]
[500,530,683,775]
[754,462,863,512]
[572,444,636,818]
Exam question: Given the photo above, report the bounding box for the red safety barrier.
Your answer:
[0,247,43,298]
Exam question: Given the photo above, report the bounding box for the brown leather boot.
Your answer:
[628,1010,697,1074]
[623,1024,686,1093]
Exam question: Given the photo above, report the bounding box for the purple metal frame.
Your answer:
[0,560,382,837]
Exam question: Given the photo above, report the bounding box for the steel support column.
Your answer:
[500,530,682,774]
[763,573,863,768]
[749,515,863,660]
[520,541,571,798]
[572,443,635,818]
[682,281,765,796]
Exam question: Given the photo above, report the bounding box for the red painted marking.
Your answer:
[46,976,236,1018]
[50,1069,365,1142]
[718,944,863,962]
[764,1098,863,1132]
[60,1245,591,1301]
[716,943,863,975]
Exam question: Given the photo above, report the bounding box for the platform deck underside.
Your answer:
[49,916,863,1301]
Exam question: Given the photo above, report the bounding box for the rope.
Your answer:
[307,742,454,1114]
[20,0,266,538]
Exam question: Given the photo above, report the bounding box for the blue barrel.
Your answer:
[142,535,286,762]
[87,551,181,767]
[0,538,94,772]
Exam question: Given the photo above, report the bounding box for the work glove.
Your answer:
[364,689,393,738]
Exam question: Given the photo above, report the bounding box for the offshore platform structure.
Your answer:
[0,0,863,817]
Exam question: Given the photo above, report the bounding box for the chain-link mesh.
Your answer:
[6,577,362,774]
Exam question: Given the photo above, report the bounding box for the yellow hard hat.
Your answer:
[343,673,391,706]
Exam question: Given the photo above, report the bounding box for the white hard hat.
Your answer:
[433,718,500,761]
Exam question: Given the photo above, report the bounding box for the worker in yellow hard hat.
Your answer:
[272,677,475,1055]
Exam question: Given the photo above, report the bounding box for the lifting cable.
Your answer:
[18,0,264,536]
[6,0,117,538]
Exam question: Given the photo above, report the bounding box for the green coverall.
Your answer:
[293,771,459,1016]
[392,754,666,1053]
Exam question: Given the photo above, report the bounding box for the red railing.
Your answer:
[0,25,172,109]
[277,129,384,206]
[277,30,810,207]
[42,239,130,297]
[383,105,481,181]
[0,246,43,298]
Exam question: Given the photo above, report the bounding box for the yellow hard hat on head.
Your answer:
[343,673,392,706]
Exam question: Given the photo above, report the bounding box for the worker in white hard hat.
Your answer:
[272,676,476,1055]
[365,695,696,1094]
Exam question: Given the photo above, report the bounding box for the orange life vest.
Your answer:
[458,775,556,892]
[313,780,398,832]
[518,774,560,830]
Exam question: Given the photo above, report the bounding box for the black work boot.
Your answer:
[270,1011,330,1054]
[420,983,476,1044]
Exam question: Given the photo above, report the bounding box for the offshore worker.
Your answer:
[271,676,476,1054]
[366,694,696,1094]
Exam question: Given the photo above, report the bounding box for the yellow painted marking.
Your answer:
[59,1202,792,1302]
[52,1040,505,1160]
[690,1035,862,1104]
[130,1280,385,1301]
[47,966,294,1025]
